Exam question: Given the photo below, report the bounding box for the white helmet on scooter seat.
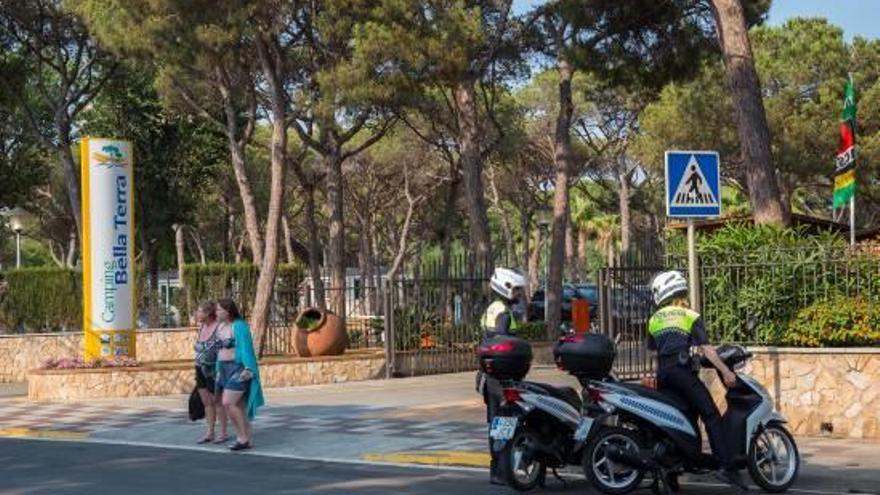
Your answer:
[651,270,688,306]
[490,267,527,301]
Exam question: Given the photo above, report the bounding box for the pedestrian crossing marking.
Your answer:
[671,155,717,206]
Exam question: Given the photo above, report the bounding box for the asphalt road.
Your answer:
[1,438,878,495]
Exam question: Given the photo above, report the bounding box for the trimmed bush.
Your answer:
[783,296,880,347]
[181,262,305,321]
[0,267,80,332]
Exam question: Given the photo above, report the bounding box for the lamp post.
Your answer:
[3,208,26,269]
[536,205,552,322]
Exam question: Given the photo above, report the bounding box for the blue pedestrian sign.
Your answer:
[665,151,721,218]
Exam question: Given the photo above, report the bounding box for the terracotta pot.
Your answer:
[293,307,349,357]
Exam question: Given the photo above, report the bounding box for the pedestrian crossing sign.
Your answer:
[665,151,721,218]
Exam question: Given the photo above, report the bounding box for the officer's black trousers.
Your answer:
[657,364,734,471]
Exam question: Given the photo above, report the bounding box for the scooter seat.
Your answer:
[524,382,583,410]
[617,383,693,416]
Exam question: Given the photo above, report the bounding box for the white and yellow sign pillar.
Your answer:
[80,137,136,359]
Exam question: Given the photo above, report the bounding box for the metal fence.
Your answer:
[597,266,658,380]
[697,250,880,344]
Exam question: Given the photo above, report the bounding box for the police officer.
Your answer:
[648,270,748,490]
[478,266,527,485]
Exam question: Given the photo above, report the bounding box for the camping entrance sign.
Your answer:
[665,151,721,218]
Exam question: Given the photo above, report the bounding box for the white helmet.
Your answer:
[651,270,688,306]
[490,267,527,300]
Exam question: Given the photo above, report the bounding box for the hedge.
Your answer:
[784,296,880,347]
[0,263,306,333]
[181,262,305,322]
[0,267,80,332]
[669,224,880,346]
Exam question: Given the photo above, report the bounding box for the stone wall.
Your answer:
[702,347,880,439]
[0,328,197,383]
[27,350,386,402]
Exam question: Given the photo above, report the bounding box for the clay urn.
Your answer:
[293,307,349,357]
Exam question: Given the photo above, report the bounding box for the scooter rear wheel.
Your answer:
[583,427,645,495]
[498,428,547,491]
[747,424,800,493]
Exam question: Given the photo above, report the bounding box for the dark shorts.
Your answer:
[195,365,216,392]
[215,361,250,394]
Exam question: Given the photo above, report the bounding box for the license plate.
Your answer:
[574,416,595,441]
[490,416,518,440]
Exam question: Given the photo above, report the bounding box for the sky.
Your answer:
[512,0,880,41]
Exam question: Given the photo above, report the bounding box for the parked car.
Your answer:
[527,284,590,322]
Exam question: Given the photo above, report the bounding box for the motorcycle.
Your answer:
[580,345,800,494]
[489,378,585,490]
[482,331,613,491]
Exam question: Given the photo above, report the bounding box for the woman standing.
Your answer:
[215,299,265,451]
[193,301,228,444]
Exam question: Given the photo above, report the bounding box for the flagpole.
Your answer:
[850,195,856,246]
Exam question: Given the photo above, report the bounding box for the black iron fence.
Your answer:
[597,266,658,380]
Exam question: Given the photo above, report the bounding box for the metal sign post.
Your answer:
[665,151,721,312]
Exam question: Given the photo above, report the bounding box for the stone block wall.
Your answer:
[0,328,197,383]
[702,348,880,439]
[27,350,386,402]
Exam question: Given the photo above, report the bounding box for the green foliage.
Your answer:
[517,321,548,342]
[784,297,880,347]
[635,18,880,219]
[0,268,80,332]
[672,224,878,346]
[182,262,305,321]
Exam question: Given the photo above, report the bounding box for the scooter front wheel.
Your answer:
[747,424,800,493]
[498,428,546,491]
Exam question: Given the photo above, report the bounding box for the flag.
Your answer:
[833,77,857,208]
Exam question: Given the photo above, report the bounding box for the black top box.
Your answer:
[554,333,615,381]
[478,335,533,380]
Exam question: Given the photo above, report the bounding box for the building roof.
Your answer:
[667,213,854,236]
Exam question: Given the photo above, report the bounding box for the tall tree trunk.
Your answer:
[453,79,493,273]
[304,187,326,309]
[325,146,346,319]
[565,221,575,281]
[65,231,76,268]
[618,164,632,257]
[546,59,574,340]
[218,82,263,265]
[57,135,82,251]
[711,0,789,226]
[437,164,459,321]
[173,224,186,287]
[251,37,288,354]
[282,216,295,264]
[577,228,588,281]
[147,246,160,328]
[528,231,542,302]
[520,210,531,296]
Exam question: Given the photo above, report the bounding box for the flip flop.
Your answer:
[196,437,214,444]
[213,436,229,444]
[229,441,252,451]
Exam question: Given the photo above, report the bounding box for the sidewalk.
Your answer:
[1,368,878,493]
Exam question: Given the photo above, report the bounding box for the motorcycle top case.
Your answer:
[553,333,615,381]
[478,335,533,380]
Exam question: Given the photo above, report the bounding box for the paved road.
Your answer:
[1,438,878,495]
[1,370,878,494]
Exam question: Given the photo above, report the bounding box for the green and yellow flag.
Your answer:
[833,77,857,208]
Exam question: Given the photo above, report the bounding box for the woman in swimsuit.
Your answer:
[215,299,264,451]
[193,301,228,444]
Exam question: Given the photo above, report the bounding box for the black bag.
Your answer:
[188,385,205,421]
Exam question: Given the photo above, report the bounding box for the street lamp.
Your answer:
[536,205,553,321]
[4,208,26,269]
